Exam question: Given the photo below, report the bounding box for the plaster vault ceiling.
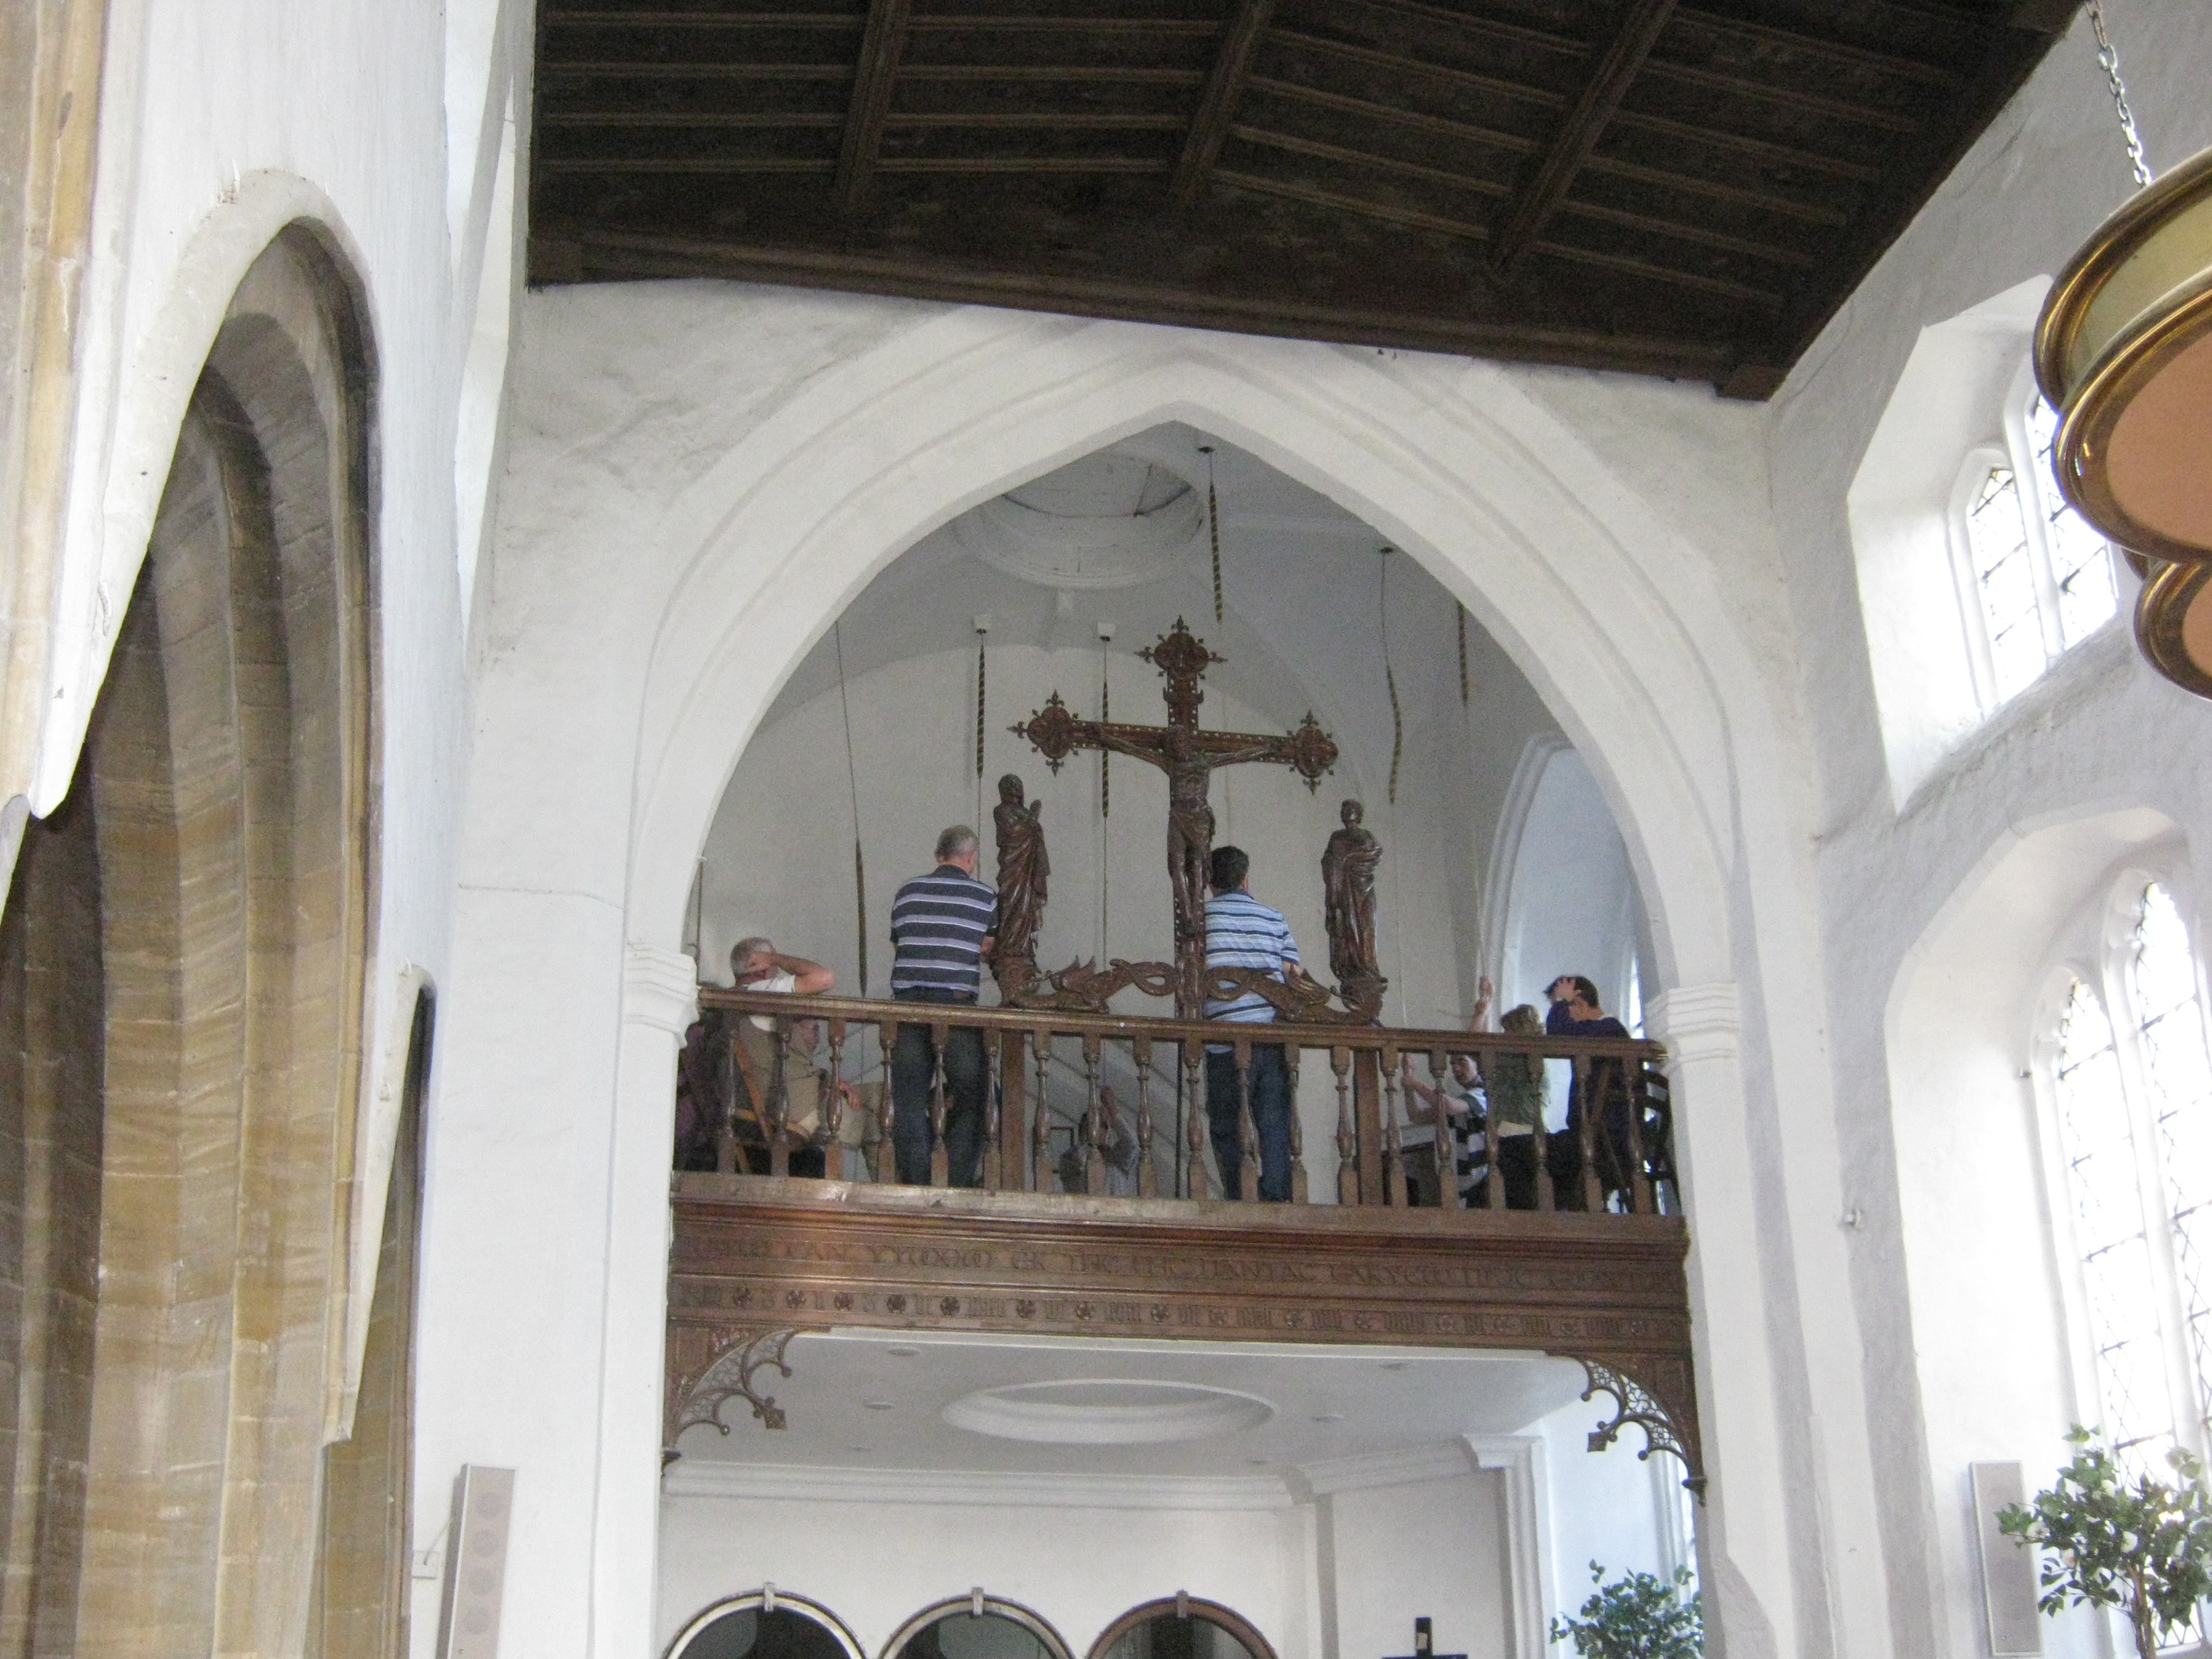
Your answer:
[760,423,1518,793]
[527,0,2071,392]
[668,1328,1591,1486]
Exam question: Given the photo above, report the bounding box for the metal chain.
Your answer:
[2086,0,2153,189]
[1200,445,1224,624]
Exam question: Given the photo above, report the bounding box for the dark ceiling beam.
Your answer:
[1555,198,1816,266]
[1269,31,1566,110]
[1608,108,1881,181]
[543,62,850,80]
[1668,5,1955,82]
[540,157,837,174]
[1639,60,1922,133]
[1169,0,1277,209]
[1487,0,1675,275]
[1581,153,1849,226]
[530,224,1739,383]
[903,16,1220,34]
[1210,167,1785,305]
[541,11,859,27]
[895,65,1205,85]
[1227,125,1511,196]
[541,112,845,128]
[885,112,1188,130]
[1245,77,1534,156]
[1345,0,1580,60]
[876,157,1170,174]
[836,0,912,211]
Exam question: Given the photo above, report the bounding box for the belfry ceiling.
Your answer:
[527,0,2071,394]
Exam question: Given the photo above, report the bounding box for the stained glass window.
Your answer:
[2026,397,2119,650]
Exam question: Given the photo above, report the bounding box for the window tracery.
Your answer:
[1951,384,2121,712]
[2045,881,2212,1481]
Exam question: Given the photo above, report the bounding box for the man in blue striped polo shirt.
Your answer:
[1203,844,1306,1201]
[888,825,998,1185]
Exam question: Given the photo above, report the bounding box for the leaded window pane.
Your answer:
[1967,465,2044,701]
[2131,884,2212,1444]
[2027,397,2119,649]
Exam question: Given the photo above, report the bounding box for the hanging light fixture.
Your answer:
[2034,0,2212,694]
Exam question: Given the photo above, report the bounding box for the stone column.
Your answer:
[594,943,696,1657]
[1647,983,1798,1659]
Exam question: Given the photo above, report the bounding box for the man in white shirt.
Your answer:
[727,936,837,1174]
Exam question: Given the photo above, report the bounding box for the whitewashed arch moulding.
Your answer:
[621,313,1765,996]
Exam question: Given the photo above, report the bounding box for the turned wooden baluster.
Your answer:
[1288,1048,1309,1205]
[823,1017,848,1181]
[1082,1033,1106,1195]
[1529,1042,1558,1211]
[1132,1036,1158,1198]
[1625,1063,1654,1214]
[928,1021,951,1187]
[1031,1029,1053,1192]
[1379,1046,1408,1206]
[877,1020,899,1184]
[1482,1046,1505,1211]
[1233,1036,1262,1204]
[981,1027,1002,1192]
[768,1018,796,1177]
[1430,1048,1455,1209]
[1184,1036,1210,1199]
[1573,1054,1602,1212]
[716,1020,740,1175]
[1332,1046,1356,1206]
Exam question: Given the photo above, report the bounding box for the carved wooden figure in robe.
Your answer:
[991,773,1048,998]
[1014,620,1337,1008]
[1321,797,1386,1018]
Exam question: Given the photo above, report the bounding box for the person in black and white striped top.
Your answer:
[1203,844,1308,1201]
[888,826,998,1185]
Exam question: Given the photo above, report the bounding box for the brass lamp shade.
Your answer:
[2036,144,2212,695]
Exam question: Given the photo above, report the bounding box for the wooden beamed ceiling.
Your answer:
[527,0,2071,394]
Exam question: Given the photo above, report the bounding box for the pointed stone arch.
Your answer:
[0,221,386,1654]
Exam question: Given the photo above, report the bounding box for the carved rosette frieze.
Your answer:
[663,1324,818,1462]
[665,1185,1700,1479]
[1571,1355,1705,1497]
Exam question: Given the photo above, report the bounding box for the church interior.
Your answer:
[5,2,2212,1659]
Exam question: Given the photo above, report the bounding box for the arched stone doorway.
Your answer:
[0,222,390,1655]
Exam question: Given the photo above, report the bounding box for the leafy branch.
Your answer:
[1997,1426,2212,1659]
[1548,1562,1701,1659]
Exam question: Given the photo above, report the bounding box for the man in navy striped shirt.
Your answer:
[1203,844,1306,1201]
[888,825,998,1185]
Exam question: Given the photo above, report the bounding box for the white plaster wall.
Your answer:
[1328,1473,1512,1659]
[656,1493,1309,1659]
[1763,11,2212,1659]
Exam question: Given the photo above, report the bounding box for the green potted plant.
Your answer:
[1548,1562,1701,1659]
[1998,1426,2212,1659]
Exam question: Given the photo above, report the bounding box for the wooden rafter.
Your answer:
[836,0,912,211]
[1489,0,1677,274]
[1170,0,1277,209]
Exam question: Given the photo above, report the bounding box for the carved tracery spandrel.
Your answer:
[1573,1357,1705,1498]
[664,1325,815,1463]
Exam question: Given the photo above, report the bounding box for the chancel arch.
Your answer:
[0,222,387,1655]
[598,311,1859,1659]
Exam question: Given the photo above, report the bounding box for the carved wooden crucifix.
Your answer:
[1013,619,1337,1009]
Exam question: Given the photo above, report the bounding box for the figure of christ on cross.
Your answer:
[1013,620,1338,1005]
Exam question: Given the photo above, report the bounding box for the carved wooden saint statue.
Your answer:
[1322,797,1386,1020]
[991,773,1048,998]
[1014,619,1337,1012]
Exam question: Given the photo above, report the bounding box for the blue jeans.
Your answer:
[890,990,987,1187]
[1205,1043,1292,1201]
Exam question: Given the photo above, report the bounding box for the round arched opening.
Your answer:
[666,1590,866,1659]
[1086,1597,1276,1659]
[881,1595,1074,1659]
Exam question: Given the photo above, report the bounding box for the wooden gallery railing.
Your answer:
[690,983,1675,1216]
